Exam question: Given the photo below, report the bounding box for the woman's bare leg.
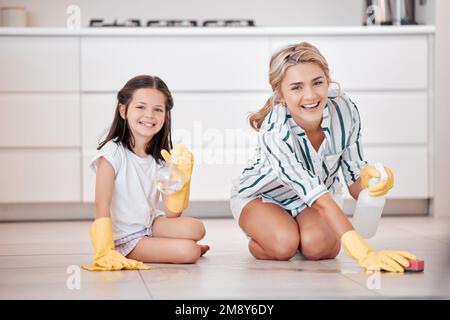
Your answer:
[239,198,300,261]
[295,207,341,260]
[152,216,209,255]
[127,237,202,264]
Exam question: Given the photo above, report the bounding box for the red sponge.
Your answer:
[404,259,424,272]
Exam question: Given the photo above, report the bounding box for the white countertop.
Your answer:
[0,25,435,36]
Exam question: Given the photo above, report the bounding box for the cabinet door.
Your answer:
[0,149,81,203]
[0,37,79,92]
[348,92,428,144]
[0,94,80,147]
[271,36,428,90]
[81,37,271,91]
[81,94,116,149]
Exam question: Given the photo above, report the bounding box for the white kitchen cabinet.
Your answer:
[81,37,271,92]
[0,93,80,147]
[0,37,79,92]
[0,27,435,217]
[0,149,81,203]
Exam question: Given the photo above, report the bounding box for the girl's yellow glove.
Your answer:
[161,144,194,213]
[341,230,416,273]
[81,217,151,271]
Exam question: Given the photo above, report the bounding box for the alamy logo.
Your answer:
[66,5,81,29]
[66,265,81,290]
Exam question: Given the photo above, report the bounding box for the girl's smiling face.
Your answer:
[120,88,166,143]
[279,62,329,129]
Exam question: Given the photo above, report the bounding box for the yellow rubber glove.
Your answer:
[161,144,194,213]
[360,164,394,197]
[81,217,151,271]
[341,230,416,272]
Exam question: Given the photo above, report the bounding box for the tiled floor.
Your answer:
[0,217,449,299]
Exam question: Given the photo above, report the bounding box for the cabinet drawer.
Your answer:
[0,149,81,203]
[0,94,80,147]
[81,37,270,91]
[348,91,428,144]
[271,36,428,90]
[0,37,79,92]
[172,93,264,148]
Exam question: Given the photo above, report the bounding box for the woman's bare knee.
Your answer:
[271,234,299,260]
[300,230,337,261]
[256,232,299,261]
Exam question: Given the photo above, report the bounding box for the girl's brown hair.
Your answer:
[98,75,173,164]
[249,42,334,130]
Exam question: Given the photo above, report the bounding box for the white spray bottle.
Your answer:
[352,163,387,239]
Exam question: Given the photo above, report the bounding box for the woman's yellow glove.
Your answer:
[360,164,394,197]
[341,230,416,272]
[81,217,151,271]
[161,144,194,213]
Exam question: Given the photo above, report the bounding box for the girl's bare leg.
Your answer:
[127,237,202,264]
[152,216,209,255]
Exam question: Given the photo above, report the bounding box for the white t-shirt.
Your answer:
[90,141,165,240]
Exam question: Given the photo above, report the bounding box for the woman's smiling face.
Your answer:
[279,62,329,128]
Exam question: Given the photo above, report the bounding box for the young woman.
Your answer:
[230,42,415,272]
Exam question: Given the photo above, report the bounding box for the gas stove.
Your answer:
[89,19,255,28]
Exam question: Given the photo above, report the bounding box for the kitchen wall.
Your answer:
[0,0,434,27]
[434,0,450,218]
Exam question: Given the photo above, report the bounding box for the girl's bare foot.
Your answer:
[199,244,210,256]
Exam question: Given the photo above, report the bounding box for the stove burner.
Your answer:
[147,20,198,27]
[90,19,141,27]
[202,20,255,27]
[89,19,255,28]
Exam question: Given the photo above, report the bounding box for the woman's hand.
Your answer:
[360,164,394,197]
[341,230,416,272]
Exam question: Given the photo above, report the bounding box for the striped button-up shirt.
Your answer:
[238,92,367,215]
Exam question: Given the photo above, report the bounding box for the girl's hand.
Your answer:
[161,144,194,181]
[160,144,194,213]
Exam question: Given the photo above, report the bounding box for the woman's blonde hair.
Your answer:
[249,42,335,130]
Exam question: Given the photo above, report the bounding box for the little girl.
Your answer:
[230,42,416,273]
[83,75,209,271]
